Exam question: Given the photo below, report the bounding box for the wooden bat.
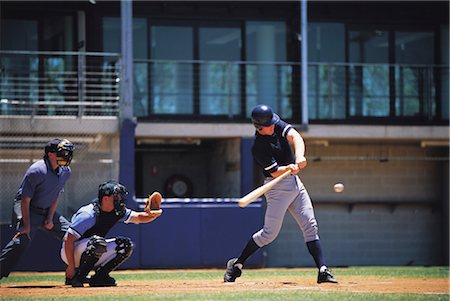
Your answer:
[238,169,291,208]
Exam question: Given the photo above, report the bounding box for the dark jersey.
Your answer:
[67,201,132,240]
[251,119,294,177]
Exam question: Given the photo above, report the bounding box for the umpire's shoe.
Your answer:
[317,267,338,284]
[224,258,242,282]
[89,273,117,287]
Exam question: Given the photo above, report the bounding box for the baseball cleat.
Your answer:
[65,275,90,286]
[317,268,338,284]
[89,273,117,287]
[224,258,242,282]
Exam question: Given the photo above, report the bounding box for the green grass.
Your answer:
[1,266,448,301]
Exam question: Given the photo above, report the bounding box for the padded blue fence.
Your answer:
[1,198,264,272]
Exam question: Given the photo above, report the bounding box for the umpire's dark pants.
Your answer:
[0,199,70,278]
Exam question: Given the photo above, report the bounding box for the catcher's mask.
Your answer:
[44,138,74,166]
[98,180,128,216]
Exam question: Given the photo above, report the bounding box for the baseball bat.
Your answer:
[238,169,291,208]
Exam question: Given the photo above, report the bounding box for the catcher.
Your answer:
[61,180,162,287]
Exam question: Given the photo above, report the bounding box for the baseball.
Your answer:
[333,183,344,193]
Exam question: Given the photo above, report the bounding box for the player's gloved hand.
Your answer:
[144,192,163,220]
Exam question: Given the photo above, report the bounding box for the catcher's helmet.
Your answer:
[251,105,280,128]
[98,180,128,216]
[44,138,74,166]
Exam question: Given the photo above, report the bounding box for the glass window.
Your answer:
[0,19,38,115]
[348,29,389,117]
[245,21,289,118]
[151,25,193,114]
[395,31,435,118]
[441,25,449,120]
[199,26,241,116]
[308,22,346,120]
[0,19,38,51]
[349,30,389,63]
[308,23,345,63]
[103,17,148,116]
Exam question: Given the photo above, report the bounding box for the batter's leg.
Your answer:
[252,188,294,247]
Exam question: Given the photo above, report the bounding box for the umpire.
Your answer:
[0,138,74,279]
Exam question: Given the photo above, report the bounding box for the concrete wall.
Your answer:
[266,204,442,267]
[264,142,448,267]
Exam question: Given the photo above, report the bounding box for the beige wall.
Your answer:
[264,142,448,267]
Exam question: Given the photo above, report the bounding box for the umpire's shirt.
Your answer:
[252,119,294,177]
[15,158,71,209]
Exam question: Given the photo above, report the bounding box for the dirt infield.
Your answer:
[1,270,449,298]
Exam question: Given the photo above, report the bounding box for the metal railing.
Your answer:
[1,51,448,122]
[0,51,121,117]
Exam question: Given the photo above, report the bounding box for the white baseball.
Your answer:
[334,183,344,193]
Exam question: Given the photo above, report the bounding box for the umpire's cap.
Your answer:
[251,105,280,127]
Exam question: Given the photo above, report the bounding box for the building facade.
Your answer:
[0,1,448,268]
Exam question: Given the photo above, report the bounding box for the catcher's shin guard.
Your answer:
[94,236,133,277]
[72,236,107,287]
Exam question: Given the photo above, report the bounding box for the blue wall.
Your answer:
[0,199,264,272]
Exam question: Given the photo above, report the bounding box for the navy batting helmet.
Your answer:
[251,105,280,128]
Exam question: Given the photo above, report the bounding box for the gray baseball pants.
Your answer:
[252,174,319,247]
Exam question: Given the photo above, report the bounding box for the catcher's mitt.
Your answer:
[145,191,163,217]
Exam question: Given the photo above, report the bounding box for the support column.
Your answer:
[240,137,254,196]
[301,0,309,130]
[119,0,136,206]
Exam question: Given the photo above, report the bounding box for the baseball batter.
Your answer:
[224,105,337,284]
[61,180,162,287]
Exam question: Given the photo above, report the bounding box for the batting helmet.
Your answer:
[251,105,280,128]
[44,138,74,166]
[98,180,128,216]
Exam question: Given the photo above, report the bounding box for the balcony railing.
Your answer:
[0,51,121,117]
[1,51,448,123]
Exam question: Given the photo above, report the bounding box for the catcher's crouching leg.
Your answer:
[89,236,133,287]
[71,235,107,287]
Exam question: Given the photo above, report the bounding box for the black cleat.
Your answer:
[65,275,90,286]
[71,276,85,288]
[317,268,338,284]
[89,273,117,287]
[224,258,242,283]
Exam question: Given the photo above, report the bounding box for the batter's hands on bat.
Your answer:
[287,163,300,175]
[296,156,307,170]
